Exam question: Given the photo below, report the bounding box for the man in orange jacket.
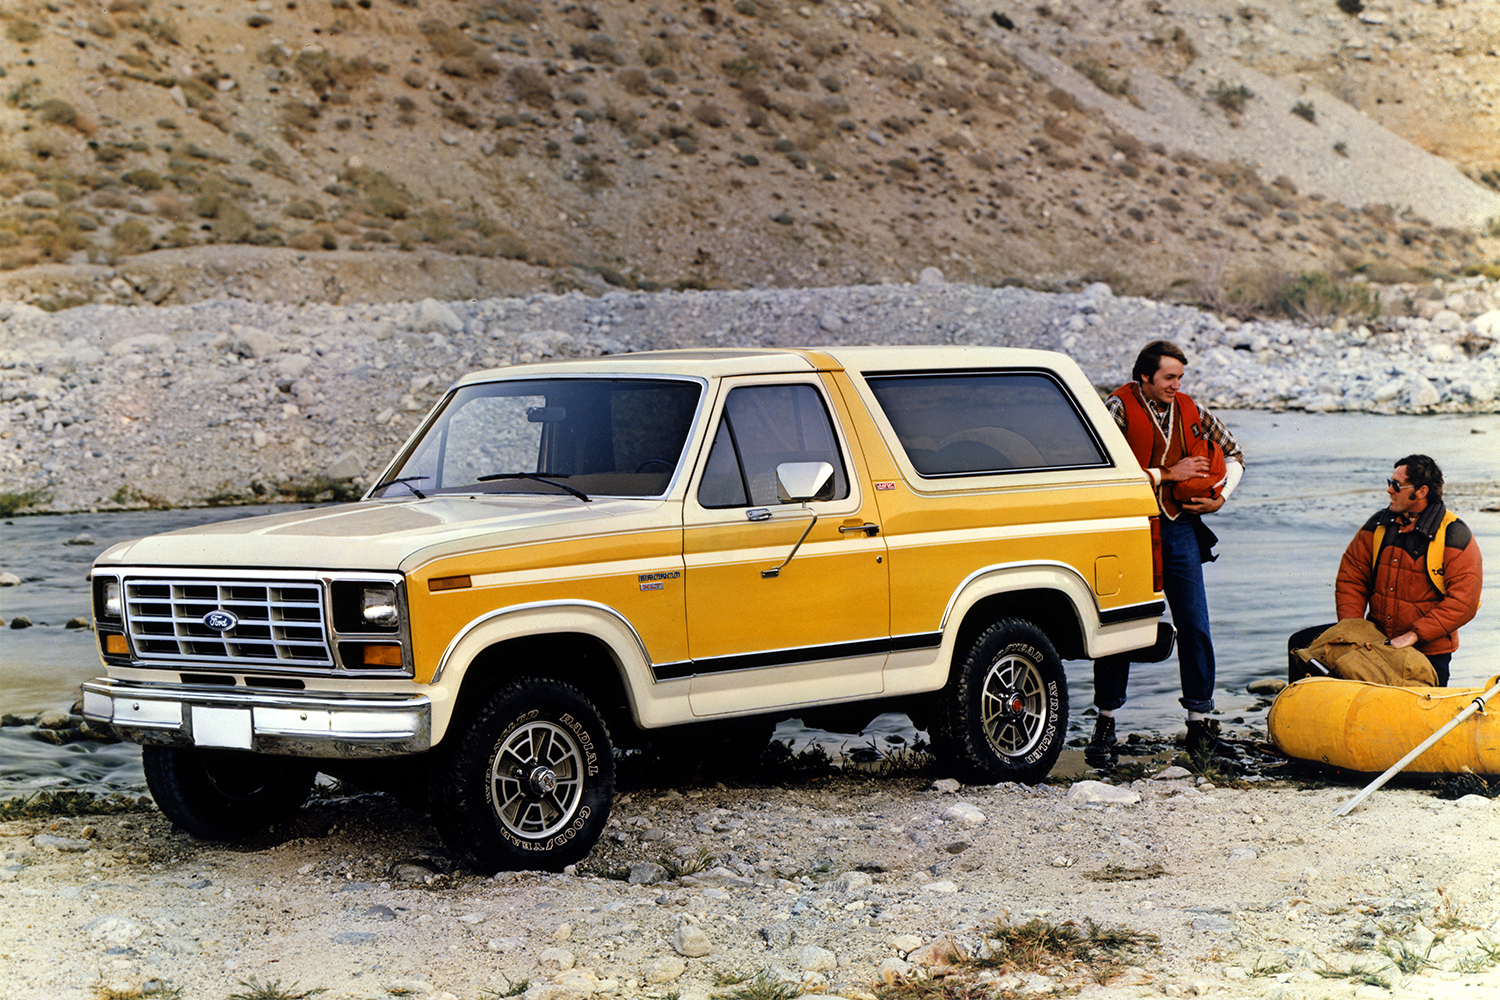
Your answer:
[1328,455,1482,686]
[1289,455,1483,686]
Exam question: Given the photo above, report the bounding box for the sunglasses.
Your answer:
[1386,479,1417,493]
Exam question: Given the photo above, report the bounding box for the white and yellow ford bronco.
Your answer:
[84,346,1169,872]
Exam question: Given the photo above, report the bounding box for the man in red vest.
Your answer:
[1085,340,1246,765]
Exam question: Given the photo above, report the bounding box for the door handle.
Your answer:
[838,522,880,537]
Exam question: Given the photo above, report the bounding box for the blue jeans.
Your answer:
[1094,514,1216,714]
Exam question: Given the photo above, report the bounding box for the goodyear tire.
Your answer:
[431,678,614,874]
[931,619,1068,784]
[142,745,315,841]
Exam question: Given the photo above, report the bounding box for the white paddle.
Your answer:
[1334,677,1500,817]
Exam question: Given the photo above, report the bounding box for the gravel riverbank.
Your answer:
[4,768,1500,1000]
[3,271,1500,512]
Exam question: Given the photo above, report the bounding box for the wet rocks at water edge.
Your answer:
[1,275,1499,512]
[1,707,118,746]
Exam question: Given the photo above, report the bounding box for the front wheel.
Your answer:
[931,619,1068,784]
[430,678,614,874]
[142,745,315,841]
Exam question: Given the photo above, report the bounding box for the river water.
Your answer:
[2,411,1496,796]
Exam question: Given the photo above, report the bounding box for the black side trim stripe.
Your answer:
[1098,600,1165,626]
[651,632,943,682]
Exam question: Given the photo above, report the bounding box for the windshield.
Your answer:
[371,377,703,499]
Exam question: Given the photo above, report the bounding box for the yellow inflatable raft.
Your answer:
[1268,676,1500,775]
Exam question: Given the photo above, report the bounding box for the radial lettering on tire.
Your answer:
[489,717,586,842]
[981,647,1047,759]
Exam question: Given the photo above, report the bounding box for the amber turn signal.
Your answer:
[361,644,404,667]
[104,634,129,655]
[428,575,472,592]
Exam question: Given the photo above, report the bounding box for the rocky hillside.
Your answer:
[1,0,1499,308]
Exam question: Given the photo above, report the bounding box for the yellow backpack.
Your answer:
[1370,510,1458,595]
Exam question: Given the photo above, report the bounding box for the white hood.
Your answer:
[94,496,669,573]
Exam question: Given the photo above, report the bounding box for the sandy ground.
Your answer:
[3,750,1500,1000]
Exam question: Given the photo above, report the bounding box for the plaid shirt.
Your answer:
[1105,391,1245,469]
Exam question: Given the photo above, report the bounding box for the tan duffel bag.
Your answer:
[1293,618,1438,687]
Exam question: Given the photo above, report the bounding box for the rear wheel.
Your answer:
[931,619,1067,784]
[142,746,315,841]
[430,678,614,873]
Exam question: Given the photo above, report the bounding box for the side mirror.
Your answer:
[775,462,834,503]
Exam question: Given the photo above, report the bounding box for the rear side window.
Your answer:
[865,371,1108,477]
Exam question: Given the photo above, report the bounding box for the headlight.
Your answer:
[94,577,122,621]
[361,584,399,628]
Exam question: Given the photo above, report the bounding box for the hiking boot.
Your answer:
[1184,718,1238,758]
[1084,715,1117,767]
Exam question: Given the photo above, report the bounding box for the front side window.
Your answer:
[372,378,702,498]
[697,383,850,508]
[866,371,1108,477]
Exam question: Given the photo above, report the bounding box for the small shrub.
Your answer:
[1333,140,1349,157]
[638,41,667,67]
[1209,80,1254,114]
[722,56,760,80]
[286,230,326,251]
[709,971,798,1000]
[618,68,650,95]
[161,224,196,248]
[1168,25,1197,61]
[111,218,154,254]
[572,33,622,65]
[507,66,552,109]
[1075,59,1129,98]
[0,488,51,516]
[207,200,254,242]
[352,168,415,219]
[1044,118,1083,147]
[273,476,362,503]
[143,16,180,46]
[36,98,80,128]
[693,102,727,127]
[1336,0,1364,14]
[120,167,164,192]
[5,20,42,44]
[0,789,147,820]
[1046,86,1080,112]
[490,233,527,258]
[225,978,327,1000]
[280,101,320,134]
[1280,271,1381,326]
[1292,100,1316,124]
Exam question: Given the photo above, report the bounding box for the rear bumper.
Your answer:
[80,679,432,758]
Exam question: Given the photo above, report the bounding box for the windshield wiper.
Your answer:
[475,472,591,503]
[373,475,429,499]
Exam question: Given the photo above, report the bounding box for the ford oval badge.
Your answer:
[203,609,238,632]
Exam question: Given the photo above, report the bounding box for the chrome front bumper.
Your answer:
[81,680,432,758]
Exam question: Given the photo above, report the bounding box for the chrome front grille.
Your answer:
[124,578,333,667]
